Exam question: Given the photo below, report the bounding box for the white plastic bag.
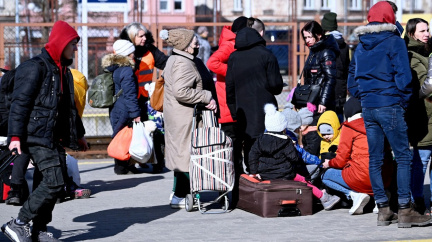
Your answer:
[129,122,153,163]
[66,154,80,186]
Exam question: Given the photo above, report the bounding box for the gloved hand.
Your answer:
[307,102,316,113]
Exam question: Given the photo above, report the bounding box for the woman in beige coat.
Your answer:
[160,28,217,208]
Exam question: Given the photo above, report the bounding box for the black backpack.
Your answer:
[0,57,47,136]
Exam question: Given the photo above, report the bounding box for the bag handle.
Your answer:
[297,54,315,85]
[280,200,297,205]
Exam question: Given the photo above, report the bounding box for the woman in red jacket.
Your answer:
[322,97,393,215]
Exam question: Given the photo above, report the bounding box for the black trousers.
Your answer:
[18,144,65,231]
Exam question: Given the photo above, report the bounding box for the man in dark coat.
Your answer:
[226,18,283,172]
[321,12,350,123]
[1,21,87,242]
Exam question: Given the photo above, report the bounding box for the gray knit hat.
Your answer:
[282,108,302,132]
[160,28,195,51]
[298,107,313,126]
[264,104,288,132]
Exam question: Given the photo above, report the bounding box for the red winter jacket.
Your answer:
[329,117,393,195]
[207,26,236,123]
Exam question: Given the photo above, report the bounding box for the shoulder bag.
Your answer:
[292,55,321,108]
[150,73,164,112]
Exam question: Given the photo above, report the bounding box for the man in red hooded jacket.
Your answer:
[207,16,247,207]
[1,21,87,242]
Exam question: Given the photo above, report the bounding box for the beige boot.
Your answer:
[398,202,432,228]
[377,202,398,226]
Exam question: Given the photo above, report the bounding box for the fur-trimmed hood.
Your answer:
[101,54,135,69]
[353,23,396,37]
[353,23,398,51]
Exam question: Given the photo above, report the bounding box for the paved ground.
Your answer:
[1,158,432,242]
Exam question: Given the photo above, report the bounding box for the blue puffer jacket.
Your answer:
[348,23,412,109]
[101,54,141,137]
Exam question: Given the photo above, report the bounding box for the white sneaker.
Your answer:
[349,191,370,215]
[373,202,379,214]
[169,192,174,203]
[170,195,185,209]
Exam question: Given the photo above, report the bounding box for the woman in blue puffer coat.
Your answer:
[102,39,141,174]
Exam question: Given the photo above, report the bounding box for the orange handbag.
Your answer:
[150,74,164,112]
[107,125,133,161]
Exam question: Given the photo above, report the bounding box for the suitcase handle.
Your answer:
[280,200,297,205]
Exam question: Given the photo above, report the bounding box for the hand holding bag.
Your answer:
[129,122,154,163]
[107,125,133,161]
[150,73,164,112]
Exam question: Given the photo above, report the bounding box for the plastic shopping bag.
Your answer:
[107,125,133,161]
[129,122,153,163]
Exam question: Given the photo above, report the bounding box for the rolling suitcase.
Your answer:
[237,174,313,217]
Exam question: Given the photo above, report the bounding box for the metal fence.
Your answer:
[0,22,364,137]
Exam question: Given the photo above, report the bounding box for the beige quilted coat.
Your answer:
[163,49,212,172]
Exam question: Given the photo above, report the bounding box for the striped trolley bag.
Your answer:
[186,105,235,213]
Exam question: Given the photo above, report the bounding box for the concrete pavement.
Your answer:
[1,158,432,242]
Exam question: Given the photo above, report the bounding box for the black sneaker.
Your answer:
[1,218,32,242]
[32,231,61,242]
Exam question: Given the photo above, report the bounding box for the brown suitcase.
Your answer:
[237,174,313,217]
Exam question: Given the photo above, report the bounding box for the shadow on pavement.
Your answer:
[62,205,177,241]
[78,164,115,174]
[82,176,164,195]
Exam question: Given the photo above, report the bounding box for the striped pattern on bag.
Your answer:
[190,110,235,192]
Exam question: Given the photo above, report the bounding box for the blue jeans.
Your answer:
[363,106,412,205]
[411,146,432,202]
[322,168,352,199]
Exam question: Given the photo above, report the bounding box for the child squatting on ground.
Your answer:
[248,104,340,210]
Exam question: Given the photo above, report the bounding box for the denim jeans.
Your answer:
[18,144,65,230]
[322,168,352,199]
[363,106,412,205]
[411,146,432,202]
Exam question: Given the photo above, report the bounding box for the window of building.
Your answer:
[0,0,4,8]
[304,0,314,10]
[349,0,361,10]
[369,0,380,7]
[321,0,333,10]
[174,0,183,11]
[140,0,148,12]
[234,0,242,11]
[160,0,169,11]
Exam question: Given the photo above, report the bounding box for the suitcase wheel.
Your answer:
[185,194,194,212]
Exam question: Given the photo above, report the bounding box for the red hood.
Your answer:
[367,1,395,24]
[343,118,366,135]
[45,21,80,70]
[218,26,236,46]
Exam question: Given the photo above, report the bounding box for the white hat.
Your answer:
[264,103,287,132]
[113,39,135,56]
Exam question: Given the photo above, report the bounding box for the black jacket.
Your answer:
[249,132,301,180]
[303,34,340,109]
[226,27,283,138]
[333,35,350,112]
[8,48,84,150]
